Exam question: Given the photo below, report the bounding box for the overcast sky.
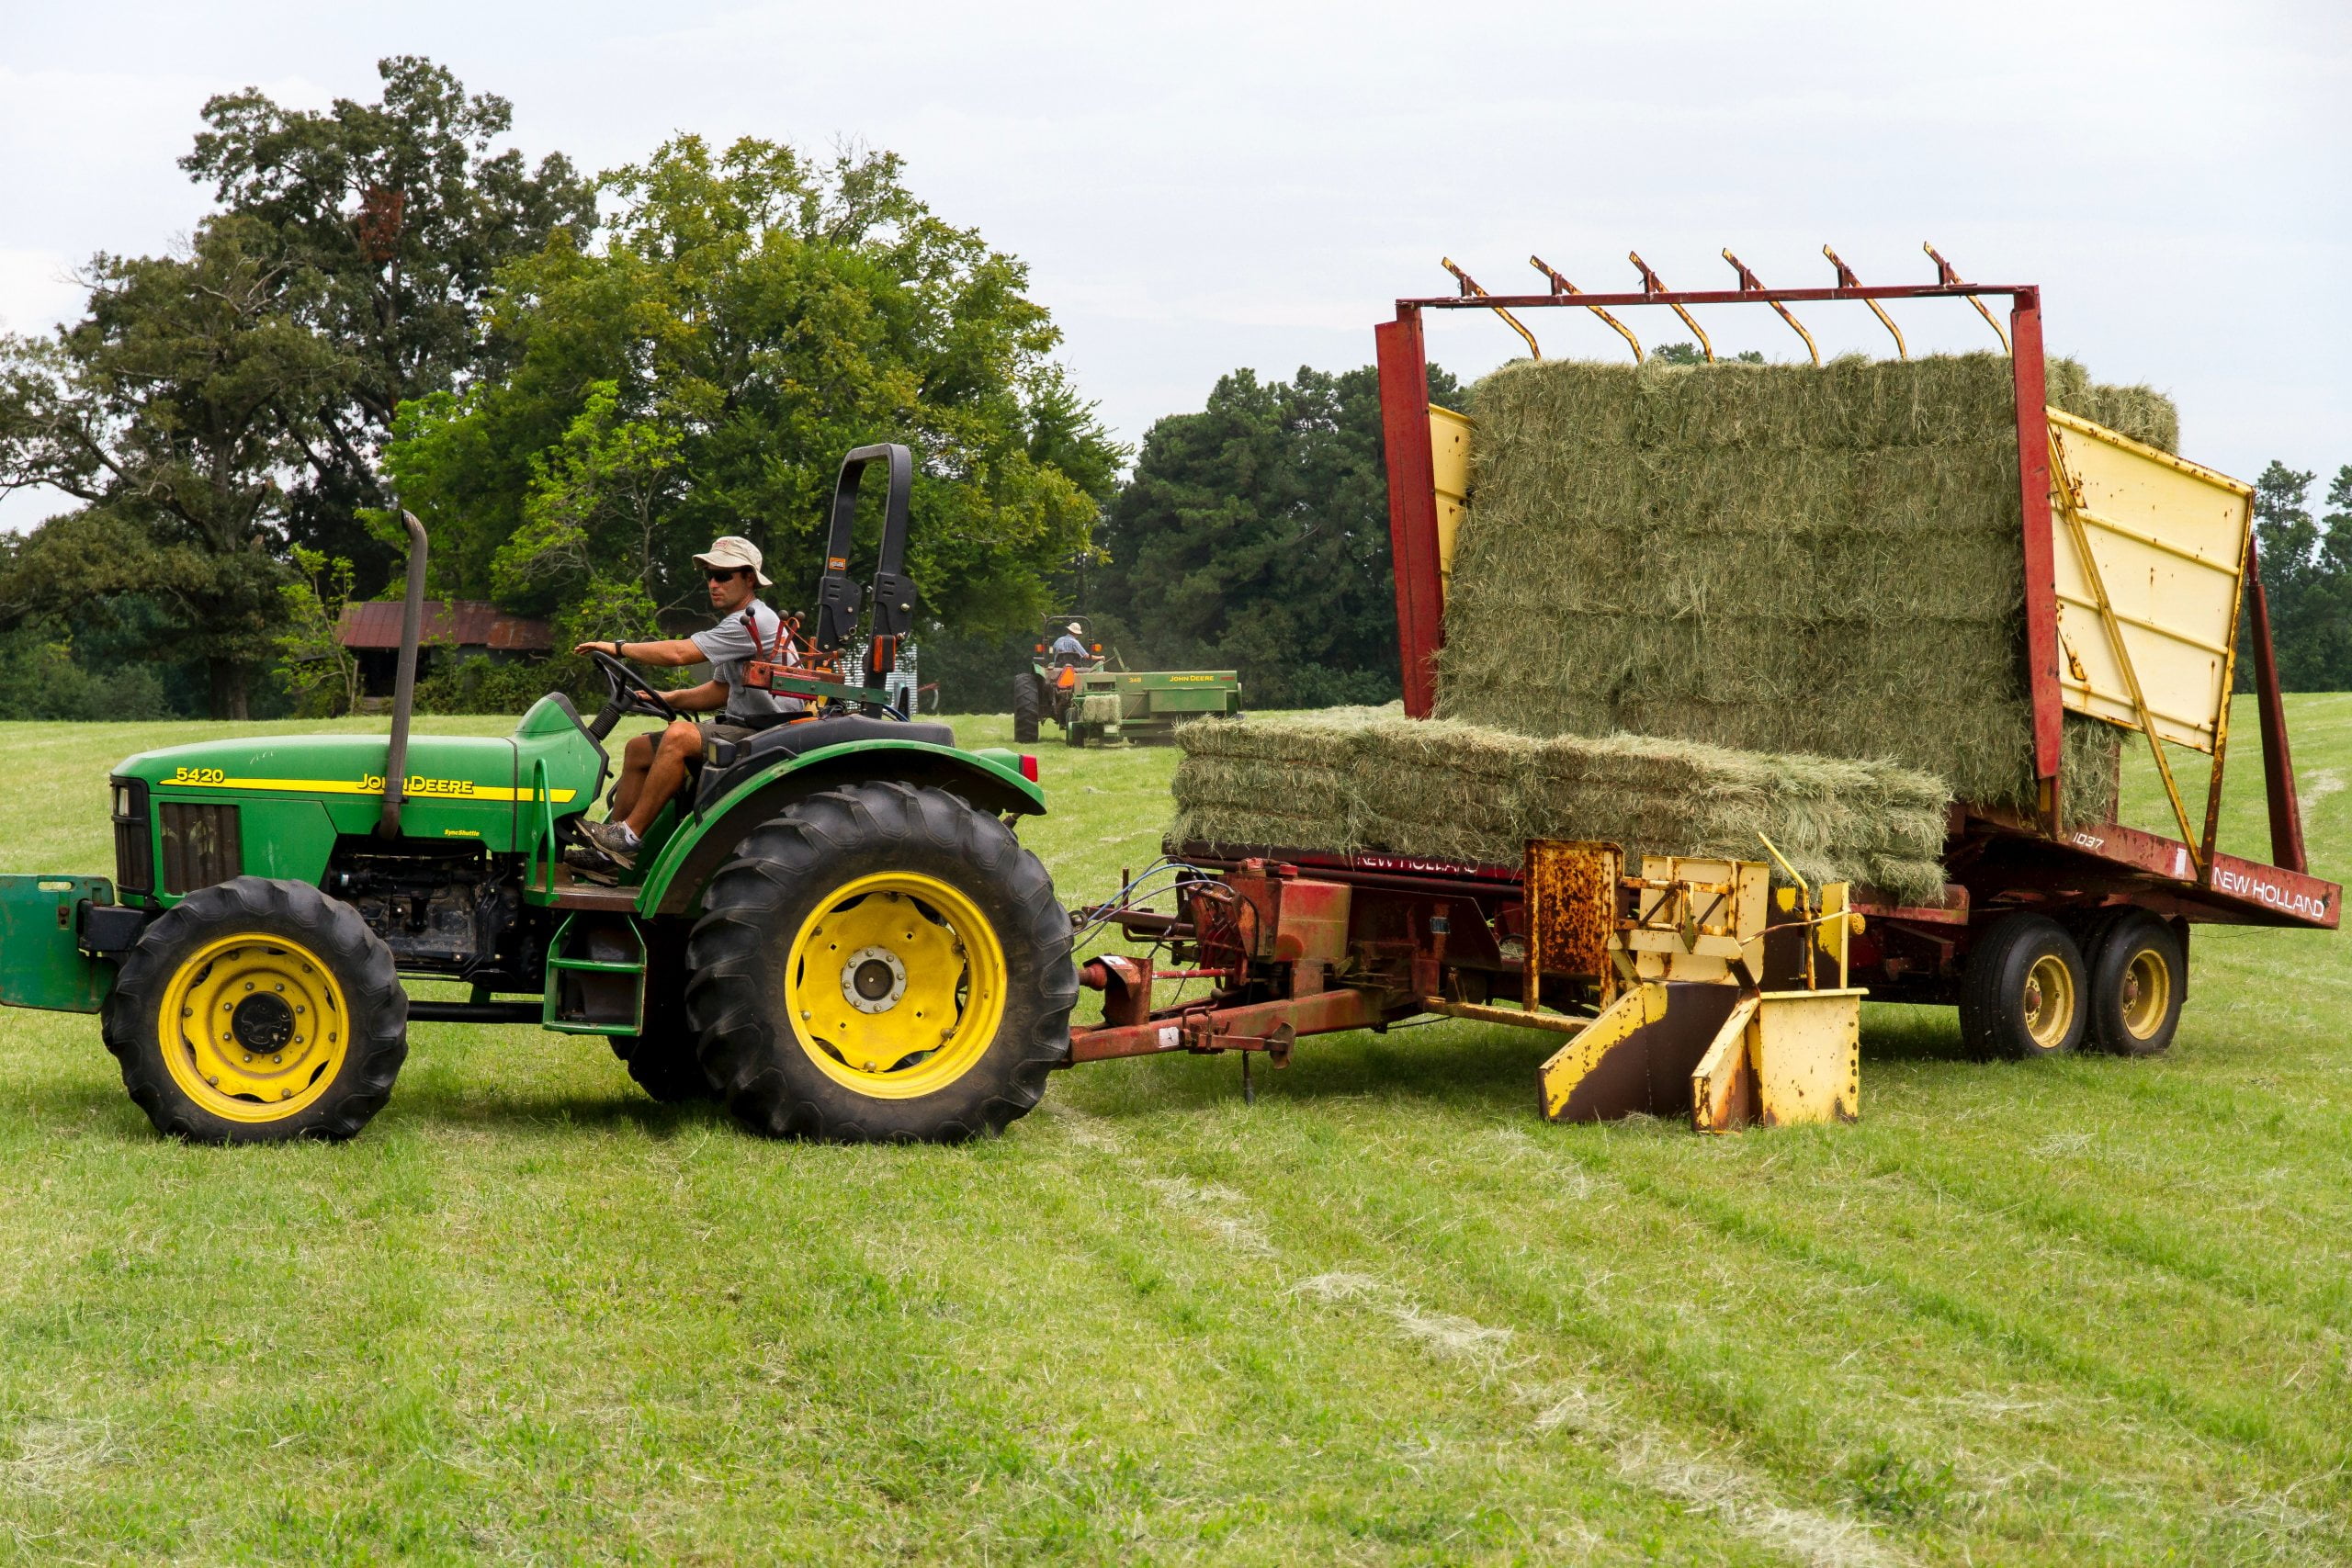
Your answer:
[3,0,2346,533]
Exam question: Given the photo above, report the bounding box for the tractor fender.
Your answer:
[635,739,1046,918]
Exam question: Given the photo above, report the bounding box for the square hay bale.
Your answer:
[1433,353,2145,825]
[1169,708,1952,904]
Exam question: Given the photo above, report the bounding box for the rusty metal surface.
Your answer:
[1067,987,1383,1065]
[1525,840,1616,983]
[1420,997,1590,1036]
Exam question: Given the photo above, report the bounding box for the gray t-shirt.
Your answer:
[689,600,805,718]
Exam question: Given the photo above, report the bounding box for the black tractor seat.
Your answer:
[695,713,957,810]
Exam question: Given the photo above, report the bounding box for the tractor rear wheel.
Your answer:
[101,876,408,1143]
[2083,910,2185,1056]
[1012,674,1040,743]
[685,782,1075,1142]
[607,926,714,1102]
[1958,913,2087,1060]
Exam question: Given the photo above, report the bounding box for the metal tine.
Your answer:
[1721,249,1819,366]
[1823,244,1907,360]
[1441,258,1541,360]
[1924,242,2011,354]
[1528,255,1642,364]
[1628,252,1713,362]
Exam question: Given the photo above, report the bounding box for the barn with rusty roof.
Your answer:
[335,601,553,697]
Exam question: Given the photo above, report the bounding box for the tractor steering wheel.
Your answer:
[584,649,682,739]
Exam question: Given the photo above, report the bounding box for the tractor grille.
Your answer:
[158,801,242,896]
[110,776,153,897]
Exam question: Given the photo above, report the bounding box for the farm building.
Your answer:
[334,600,553,697]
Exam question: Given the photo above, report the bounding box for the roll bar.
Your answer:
[377,510,428,839]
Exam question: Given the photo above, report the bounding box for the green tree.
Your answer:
[275,547,362,716]
[2240,460,2352,693]
[388,135,1117,649]
[0,217,354,715]
[181,55,595,589]
[1089,362,1459,708]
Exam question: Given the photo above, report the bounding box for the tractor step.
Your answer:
[544,913,646,1035]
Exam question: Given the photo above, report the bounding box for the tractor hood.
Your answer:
[115,696,605,862]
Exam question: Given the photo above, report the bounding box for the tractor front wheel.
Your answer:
[685,783,1075,1142]
[101,876,408,1143]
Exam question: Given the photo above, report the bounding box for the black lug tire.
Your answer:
[1064,720,1088,749]
[1957,912,2087,1060]
[684,782,1076,1142]
[2084,910,2186,1057]
[1012,675,1041,744]
[100,876,408,1144]
[607,925,715,1102]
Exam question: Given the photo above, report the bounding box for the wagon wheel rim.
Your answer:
[2119,947,2171,1040]
[2021,953,2076,1049]
[785,873,1007,1100]
[156,934,352,1122]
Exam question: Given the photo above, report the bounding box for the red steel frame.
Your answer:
[1372,279,2337,932]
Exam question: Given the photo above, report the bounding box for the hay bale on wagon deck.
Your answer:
[1434,353,2143,821]
[1168,709,1952,903]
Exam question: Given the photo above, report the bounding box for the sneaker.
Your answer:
[575,818,642,869]
[562,842,623,882]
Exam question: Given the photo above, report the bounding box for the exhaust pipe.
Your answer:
[378,510,428,840]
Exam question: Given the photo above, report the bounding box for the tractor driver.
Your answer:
[567,536,802,871]
[1050,622,1090,666]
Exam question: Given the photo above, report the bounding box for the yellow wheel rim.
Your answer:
[156,933,352,1122]
[2119,946,2171,1040]
[2021,953,2076,1050]
[786,872,1007,1100]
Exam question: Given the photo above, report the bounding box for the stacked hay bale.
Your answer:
[1167,352,2172,895]
[1434,353,2163,818]
[1170,706,1951,904]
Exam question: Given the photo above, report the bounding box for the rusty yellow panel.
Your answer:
[1815,882,1850,988]
[1537,982,1665,1120]
[1690,994,1762,1134]
[1623,855,1770,983]
[2047,409,2251,753]
[1430,404,1473,583]
[1525,839,1619,981]
[1749,989,1862,1125]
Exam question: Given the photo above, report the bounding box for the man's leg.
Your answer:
[620,718,706,836]
[609,732,656,818]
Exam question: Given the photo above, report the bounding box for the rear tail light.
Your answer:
[1017,754,1038,783]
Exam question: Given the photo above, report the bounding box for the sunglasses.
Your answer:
[705,567,749,583]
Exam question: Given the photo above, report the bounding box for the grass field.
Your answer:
[2,698,2349,1564]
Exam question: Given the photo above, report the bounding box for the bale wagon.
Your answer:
[1066,254,2340,1129]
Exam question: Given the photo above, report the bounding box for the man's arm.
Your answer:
[664,680,729,713]
[572,637,707,669]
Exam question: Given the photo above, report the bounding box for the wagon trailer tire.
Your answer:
[100,876,408,1143]
[685,782,1076,1142]
[1958,913,2087,1061]
[2083,911,2186,1057]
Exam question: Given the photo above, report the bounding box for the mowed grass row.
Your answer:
[0,698,2346,1564]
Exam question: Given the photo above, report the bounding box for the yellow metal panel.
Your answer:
[1749,989,1862,1125]
[1690,994,1761,1134]
[2047,409,2251,753]
[1430,405,1474,582]
[1624,856,1769,983]
[1537,981,1665,1120]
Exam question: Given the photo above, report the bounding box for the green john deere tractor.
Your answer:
[1012,615,1241,748]
[0,446,1076,1145]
